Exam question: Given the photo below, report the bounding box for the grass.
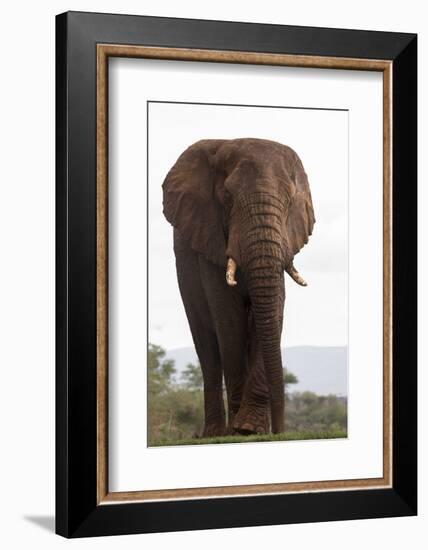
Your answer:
[150,429,347,447]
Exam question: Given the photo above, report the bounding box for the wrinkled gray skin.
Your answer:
[162,138,315,435]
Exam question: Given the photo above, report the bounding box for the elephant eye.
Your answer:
[224,190,233,209]
[222,191,234,229]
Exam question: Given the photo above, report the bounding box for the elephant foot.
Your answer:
[202,421,227,438]
[232,407,269,435]
[226,410,239,435]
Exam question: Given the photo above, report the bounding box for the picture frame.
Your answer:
[55,11,417,538]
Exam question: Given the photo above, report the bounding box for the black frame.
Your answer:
[56,11,417,538]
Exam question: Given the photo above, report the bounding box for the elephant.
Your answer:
[162,138,315,435]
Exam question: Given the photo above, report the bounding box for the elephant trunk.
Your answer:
[249,279,285,433]
[238,192,286,433]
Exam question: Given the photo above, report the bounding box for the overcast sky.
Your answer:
[148,101,348,351]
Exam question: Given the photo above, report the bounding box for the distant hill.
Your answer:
[165,346,348,397]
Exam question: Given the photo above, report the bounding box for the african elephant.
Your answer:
[162,138,315,435]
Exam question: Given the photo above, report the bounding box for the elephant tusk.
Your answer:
[286,263,308,286]
[226,258,238,286]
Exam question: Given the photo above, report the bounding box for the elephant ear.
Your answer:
[285,154,315,260]
[162,140,227,267]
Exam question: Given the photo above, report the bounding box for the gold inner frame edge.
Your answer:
[96,44,393,505]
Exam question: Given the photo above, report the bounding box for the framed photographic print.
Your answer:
[56,11,417,537]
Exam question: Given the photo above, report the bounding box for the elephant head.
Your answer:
[162,138,315,433]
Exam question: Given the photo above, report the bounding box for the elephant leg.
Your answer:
[234,274,286,435]
[174,231,226,437]
[198,255,249,433]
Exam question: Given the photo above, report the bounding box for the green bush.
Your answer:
[284,392,347,432]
